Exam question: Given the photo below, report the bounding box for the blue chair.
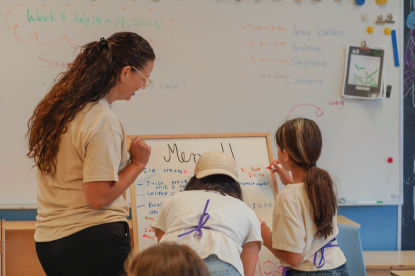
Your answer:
[337,224,367,276]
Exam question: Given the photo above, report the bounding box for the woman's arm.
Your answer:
[84,162,145,209]
[261,222,302,267]
[84,137,150,209]
[240,241,261,276]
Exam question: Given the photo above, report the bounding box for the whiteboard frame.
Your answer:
[127,132,277,253]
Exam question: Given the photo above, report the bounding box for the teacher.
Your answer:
[26,32,155,276]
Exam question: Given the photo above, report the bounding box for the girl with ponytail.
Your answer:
[261,118,349,275]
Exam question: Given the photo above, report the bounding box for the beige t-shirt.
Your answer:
[272,182,346,271]
[35,98,130,242]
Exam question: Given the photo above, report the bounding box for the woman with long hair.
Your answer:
[27,32,155,276]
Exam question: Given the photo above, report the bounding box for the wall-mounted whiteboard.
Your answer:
[129,133,282,275]
[0,0,402,207]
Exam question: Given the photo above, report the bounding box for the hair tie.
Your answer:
[99,37,108,49]
[296,161,316,169]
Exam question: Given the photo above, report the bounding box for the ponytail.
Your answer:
[304,166,337,239]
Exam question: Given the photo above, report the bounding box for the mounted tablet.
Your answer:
[342,44,385,99]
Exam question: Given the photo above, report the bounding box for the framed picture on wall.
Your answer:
[342,45,385,99]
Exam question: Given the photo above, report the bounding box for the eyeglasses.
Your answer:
[130,66,153,88]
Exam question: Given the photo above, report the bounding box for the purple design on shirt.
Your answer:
[279,238,337,275]
[313,238,338,268]
[178,199,211,239]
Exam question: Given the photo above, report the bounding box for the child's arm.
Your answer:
[260,222,302,267]
[268,161,293,185]
[240,241,261,276]
[153,227,165,243]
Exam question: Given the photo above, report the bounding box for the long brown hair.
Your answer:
[26,32,155,175]
[125,242,209,276]
[276,117,337,239]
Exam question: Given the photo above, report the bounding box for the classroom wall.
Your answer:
[0,0,406,251]
[338,206,398,250]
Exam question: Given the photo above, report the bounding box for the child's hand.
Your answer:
[268,160,293,185]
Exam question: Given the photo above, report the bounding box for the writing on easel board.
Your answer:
[129,134,282,276]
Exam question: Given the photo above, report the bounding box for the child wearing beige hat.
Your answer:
[152,151,262,276]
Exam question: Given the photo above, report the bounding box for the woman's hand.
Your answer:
[129,137,151,169]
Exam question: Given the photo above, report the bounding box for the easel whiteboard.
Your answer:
[129,133,283,275]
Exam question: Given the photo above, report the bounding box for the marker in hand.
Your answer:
[267,164,282,170]
[268,163,293,184]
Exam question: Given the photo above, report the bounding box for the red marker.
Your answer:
[387,157,393,163]
[267,164,281,170]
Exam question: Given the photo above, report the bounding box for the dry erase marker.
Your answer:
[267,164,282,170]
[356,200,384,205]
